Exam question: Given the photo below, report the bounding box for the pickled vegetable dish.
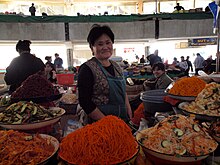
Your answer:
[0,101,62,124]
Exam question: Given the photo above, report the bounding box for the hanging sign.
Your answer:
[188,38,217,46]
[124,48,135,53]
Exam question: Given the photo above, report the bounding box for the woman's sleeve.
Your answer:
[77,64,96,114]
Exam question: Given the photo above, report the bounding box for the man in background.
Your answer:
[174,3,185,11]
[29,3,36,16]
[140,55,146,63]
[54,53,63,69]
[185,56,193,76]
[194,53,205,75]
[4,40,45,93]
[147,50,162,67]
[176,56,188,76]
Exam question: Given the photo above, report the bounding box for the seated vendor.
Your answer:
[143,62,173,90]
[130,62,173,128]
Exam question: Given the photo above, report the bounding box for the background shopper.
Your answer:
[4,40,45,93]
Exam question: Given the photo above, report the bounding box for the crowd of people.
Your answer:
[171,53,217,76]
[137,51,208,77]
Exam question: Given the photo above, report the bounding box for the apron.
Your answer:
[96,61,129,122]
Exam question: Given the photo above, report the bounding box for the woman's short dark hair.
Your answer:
[152,62,165,71]
[16,40,31,52]
[87,24,114,48]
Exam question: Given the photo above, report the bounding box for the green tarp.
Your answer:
[0,12,213,23]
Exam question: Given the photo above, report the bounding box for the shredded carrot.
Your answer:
[0,130,54,165]
[131,103,145,126]
[59,115,138,165]
[168,76,206,96]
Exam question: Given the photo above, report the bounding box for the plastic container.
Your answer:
[140,89,173,115]
[59,102,78,115]
[56,73,74,85]
[64,119,82,136]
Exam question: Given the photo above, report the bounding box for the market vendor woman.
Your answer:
[78,24,132,123]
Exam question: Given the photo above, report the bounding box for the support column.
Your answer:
[155,17,159,39]
[137,0,143,14]
[65,41,73,70]
[145,46,150,57]
[64,22,73,70]
[158,1,160,13]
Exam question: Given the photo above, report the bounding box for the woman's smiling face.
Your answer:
[91,34,113,60]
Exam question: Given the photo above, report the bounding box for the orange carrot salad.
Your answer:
[59,115,138,165]
[168,76,206,96]
[0,130,54,165]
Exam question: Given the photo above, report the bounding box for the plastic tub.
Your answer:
[140,89,168,102]
[140,89,173,115]
[56,74,74,85]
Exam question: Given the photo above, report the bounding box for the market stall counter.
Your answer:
[1,72,220,164]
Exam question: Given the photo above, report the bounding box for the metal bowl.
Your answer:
[38,134,59,164]
[167,93,196,101]
[208,73,220,82]
[138,140,209,163]
[178,102,220,122]
[59,141,140,165]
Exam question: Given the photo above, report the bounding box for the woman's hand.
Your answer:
[127,107,133,119]
[88,108,105,121]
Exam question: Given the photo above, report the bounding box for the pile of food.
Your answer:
[0,101,63,124]
[60,93,77,104]
[0,130,55,165]
[59,115,138,164]
[137,114,218,156]
[181,82,220,116]
[0,84,4,89]
[210,120,220,141]
[0,95,10,106]
[168,76,206,96]
[11,73,59,99]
